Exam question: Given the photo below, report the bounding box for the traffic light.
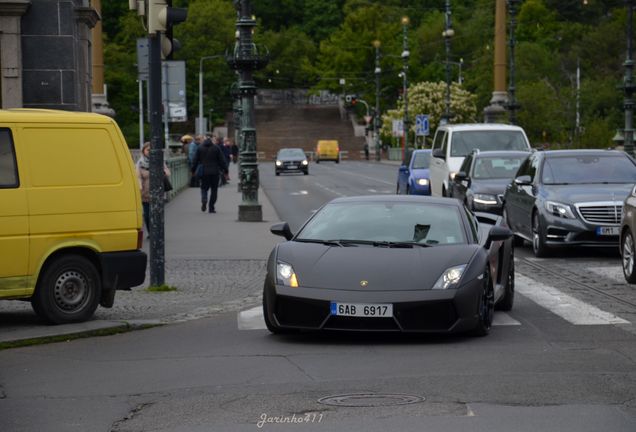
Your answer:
[148,0,187,34]
[345,94,358,108]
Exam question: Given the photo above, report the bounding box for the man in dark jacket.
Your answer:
[192,137,228,213]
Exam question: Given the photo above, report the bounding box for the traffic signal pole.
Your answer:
[148,31,165,286]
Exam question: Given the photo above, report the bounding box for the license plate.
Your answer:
[596,226,620,236]
[330,302,393,318]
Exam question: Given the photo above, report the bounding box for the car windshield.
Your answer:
[296,202,466,245]
[472,156,526,179]
[278,149,305,158]
[542,155,636,184]
[450,131,528,157]
[411,152,431,169]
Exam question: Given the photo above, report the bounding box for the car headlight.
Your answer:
[545,200,575,218]
[449,172,457,181]
[277,261,299,287]
[432,264,466,290]
[301,160,308,166]
[416,178,429,186]
[473,194,498,205]
[275,160,282,166]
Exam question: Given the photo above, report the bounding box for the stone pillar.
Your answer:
[484,0,508,123]
[89,0,114,117]
[0,0,30,109]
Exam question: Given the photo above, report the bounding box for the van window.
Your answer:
[0,129,18,187]
[23,128,122,187]
[450,131,528,157]
[441,132,449,155]
[432,130,445,150]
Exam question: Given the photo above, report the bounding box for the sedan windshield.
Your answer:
[296,202,466,245]
[411,152,431,169]
[472,156,525,179]
[451,131,528,157]
[542,155,636,185]
[278,148,305,159]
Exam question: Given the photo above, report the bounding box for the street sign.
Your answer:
[161,60,187,122]
[392,119,404,137]
[416,114,430,136]
[136,38,149,81]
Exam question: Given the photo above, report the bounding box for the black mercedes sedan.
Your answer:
[275,148,309,176]
[263,195,514,336]
[450,150,530,214]
[503,149,636,257]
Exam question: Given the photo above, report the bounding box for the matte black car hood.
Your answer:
[544,183,633,204]
[471,178,511,195]
[276,241,479,291]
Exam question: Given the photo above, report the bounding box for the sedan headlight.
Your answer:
[432,264,466,290]
[449,172,457,181]
[473,194,498,205]
[301,160,308,166]
[545,200,575,218]
[416,178,429,186]
[277,261,299,287]
[275,160,282,166]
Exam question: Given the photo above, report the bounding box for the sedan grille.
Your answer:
[575,202,623,225]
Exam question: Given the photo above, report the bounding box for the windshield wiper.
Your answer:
[295,239,347,247]
[338,240,431,248]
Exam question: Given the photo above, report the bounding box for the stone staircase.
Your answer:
[253,105,365,161]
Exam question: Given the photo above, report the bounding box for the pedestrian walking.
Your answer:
[230,138,239,164]
[188,135,203,187]
[192,137,227,213]
[136,142,171,236]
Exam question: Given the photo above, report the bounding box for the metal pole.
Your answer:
[443,0,453,122]
[625,0,635,157]
[148,32,165,286]
[402,17,410,158]
[162,61,170,147]
[138,79,144,149]
[575,57,580,146]
[374,42,381,161]
[507,0,521,125]
[198,59,204,135]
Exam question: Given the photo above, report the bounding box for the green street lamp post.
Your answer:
[507,0,522,125]
[401,16,410,158]
[442,0,455,124]
[373,40,382,161]
[227,0,269,221]
[624,0,635,157]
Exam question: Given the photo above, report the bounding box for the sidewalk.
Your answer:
[0,163,282,347]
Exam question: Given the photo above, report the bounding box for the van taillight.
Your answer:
[137,229,143,249]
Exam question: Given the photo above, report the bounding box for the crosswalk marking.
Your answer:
[516,274,629,325]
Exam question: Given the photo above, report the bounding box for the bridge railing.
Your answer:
[130,149,190,202]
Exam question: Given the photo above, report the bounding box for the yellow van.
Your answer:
[315,140,340,163]
[0,109,147,324]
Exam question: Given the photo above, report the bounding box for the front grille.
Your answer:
[274,296,329,328]
[576,203,623,225]
[394,301,458,331]
[324,316,400,331]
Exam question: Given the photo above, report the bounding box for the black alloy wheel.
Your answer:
[472,269,494,336]
[532,211,550,258]
[496,252,515,311]
[622,228,636,283]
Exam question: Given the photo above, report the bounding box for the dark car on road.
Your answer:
[397,149,432,195]
[450,150,529,214]
[263,195,515,336]
[503,149,636,257]
[275,148,309,176]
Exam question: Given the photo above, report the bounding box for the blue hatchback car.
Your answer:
[397,149,432,195]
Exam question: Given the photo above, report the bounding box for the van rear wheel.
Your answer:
[31,254,101,324]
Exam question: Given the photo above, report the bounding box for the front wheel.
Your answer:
[31,254,101,324]
[532,212,550,258]
[622,229,636,283]
[396,183,401,195]
[496,253,515,311]
[472,270,494,337]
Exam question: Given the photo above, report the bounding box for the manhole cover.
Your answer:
[317,393,424,407]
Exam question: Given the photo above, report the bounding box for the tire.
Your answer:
[335,158,340,164]
[503,207,524,247]
[275,171,280,176]
[316,159,320,164]
[532,211,550,258]
[396,184,401,195]
[442,186,448,197]
[31,254,101,324]
[496,253,515,311]
[303,169,308,175]
[622,229,636,283]
[406,185,410,195]
[472,269,494,336]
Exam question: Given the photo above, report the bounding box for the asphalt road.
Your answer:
[1,160,635,432]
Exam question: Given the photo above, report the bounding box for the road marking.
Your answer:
[290,190,309,196]
[238,306,520,330]
[313,182,347,197]
[516,274,629,325]
[368,189,377,193]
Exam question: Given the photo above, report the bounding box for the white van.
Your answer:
[429,124,531,197]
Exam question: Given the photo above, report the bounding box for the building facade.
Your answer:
[0,0,98,111]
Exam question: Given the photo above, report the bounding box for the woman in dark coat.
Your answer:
[192,137,227,213]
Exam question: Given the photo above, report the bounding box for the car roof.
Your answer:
[0,108,113,124]
[473,150,530,158]
[329,195,461,207]
[542,149,626,158]
[412,149,431,153]
[277,147,304,152]
[437,123,525,132]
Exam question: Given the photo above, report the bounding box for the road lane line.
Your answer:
[238,307,520,330]
[516,274,629,325]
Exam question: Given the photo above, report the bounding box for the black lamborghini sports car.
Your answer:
[263,195,515,336]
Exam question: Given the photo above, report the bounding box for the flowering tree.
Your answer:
[381,81,478,143]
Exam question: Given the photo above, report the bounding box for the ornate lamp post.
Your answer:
[442,0,455,124]
[373,39,382,161]
[507,0,522,125]
[624,0,635,157]
[401,16,410,158]
[227,0,269,221]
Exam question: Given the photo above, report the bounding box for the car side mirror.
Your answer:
[485,226,513,249]
[399,164,409,172]
[270,222,293,240]
[454,171,468,182]
[432,149,445,159]
[514,175,532,186]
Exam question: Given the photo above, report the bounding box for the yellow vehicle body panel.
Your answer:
[316,140,340,161]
